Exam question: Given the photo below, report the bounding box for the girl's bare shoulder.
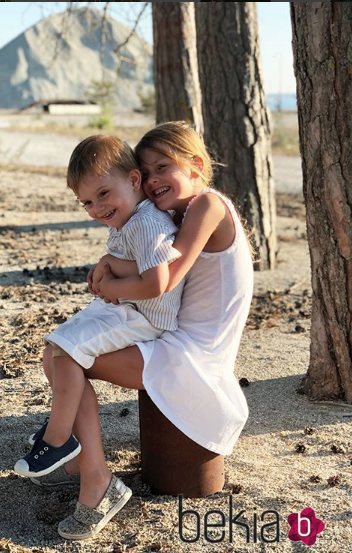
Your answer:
[185,190,227,220]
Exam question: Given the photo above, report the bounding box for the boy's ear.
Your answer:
[191,155,203,178]
[130,169,142,190]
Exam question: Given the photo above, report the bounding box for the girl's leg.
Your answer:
[76,346,144,506]
[43,344,144,507]
[88,345,144,389]
[74,379,112,507]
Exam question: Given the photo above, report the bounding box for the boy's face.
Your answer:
[77,168,143,229]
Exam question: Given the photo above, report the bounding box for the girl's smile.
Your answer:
[151,186,171,199]
[140,147,201,215]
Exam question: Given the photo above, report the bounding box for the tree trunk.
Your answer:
[195,2,276,270]
[291,2,352,402]
[152,2,203,134]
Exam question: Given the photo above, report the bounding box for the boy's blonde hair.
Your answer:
[67,135,138,194]
[134,121,213,187]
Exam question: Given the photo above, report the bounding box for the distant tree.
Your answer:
[87,79,115,110]
[195,2,276,269]
[54,2,276,270]
[291,2,352,402]
[152,2,203,134]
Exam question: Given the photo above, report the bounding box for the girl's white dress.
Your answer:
[137,189,254,455]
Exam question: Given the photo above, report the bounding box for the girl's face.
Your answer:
[77,168,143,229]
[140,146,201,214]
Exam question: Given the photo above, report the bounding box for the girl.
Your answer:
[38,121,254,540]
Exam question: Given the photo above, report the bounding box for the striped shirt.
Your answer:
[107,199,184,331]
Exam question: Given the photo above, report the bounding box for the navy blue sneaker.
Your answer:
[28,417,49,446]
[14,435,81,477]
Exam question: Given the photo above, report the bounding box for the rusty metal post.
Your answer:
[138,390,225,498]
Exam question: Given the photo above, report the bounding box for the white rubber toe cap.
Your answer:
[14,459,30,476]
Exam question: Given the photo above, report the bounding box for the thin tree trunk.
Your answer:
[195,2,276,270]
[291,2,352,402]
[152,2,203,134]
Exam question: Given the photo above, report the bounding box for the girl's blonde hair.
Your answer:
[67,135,138,194]
[136,121,256,262]
[134,121,213,187]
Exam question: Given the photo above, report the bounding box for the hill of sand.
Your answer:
[0,7,152,111]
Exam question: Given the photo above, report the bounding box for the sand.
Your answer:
[0,123,351,552]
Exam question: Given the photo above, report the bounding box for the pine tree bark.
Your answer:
[291,2,352,402]
[195,2,276,269]
[152,3,203,134]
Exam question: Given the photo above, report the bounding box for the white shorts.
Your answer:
[45,298,162,369]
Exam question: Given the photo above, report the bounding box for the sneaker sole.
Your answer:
[30,475,79,488]
[57,487,132,540]
[15,443,81,478]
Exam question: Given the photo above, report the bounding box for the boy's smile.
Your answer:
[77,168,144,229]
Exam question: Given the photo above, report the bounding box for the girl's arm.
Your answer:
[166,193,229,291]
[92,193,228,300]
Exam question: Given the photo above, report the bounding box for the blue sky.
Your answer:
[0,2,295,94]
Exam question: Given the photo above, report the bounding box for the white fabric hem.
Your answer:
[142,383,236,456]
[45,335,94,369]
[136,340,155,372]
[137,341,239,456]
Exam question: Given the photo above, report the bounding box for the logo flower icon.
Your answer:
[287,507,325,546]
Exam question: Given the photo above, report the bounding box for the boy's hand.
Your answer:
[97,263,119,304]
[91,261,106,294]
[87,266,96,294]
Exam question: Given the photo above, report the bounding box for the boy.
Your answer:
[14,135,184,478]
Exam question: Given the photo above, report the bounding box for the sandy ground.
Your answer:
[0,111,302,194]
[0,121,351,552]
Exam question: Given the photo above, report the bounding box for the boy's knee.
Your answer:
[42,344,54,382]
[52,345,71,359]
[43,344,53,368]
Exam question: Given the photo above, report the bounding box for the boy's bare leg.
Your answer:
[42,344,144,507]
[43,346,80,474]
[43,347,109,504]
[42,354,86,447]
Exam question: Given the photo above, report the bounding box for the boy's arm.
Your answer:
[94,195,225,299]
[166,193,227,291]
[101,254,139,277]
[89,255,138,295]
[97,261,170,302]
